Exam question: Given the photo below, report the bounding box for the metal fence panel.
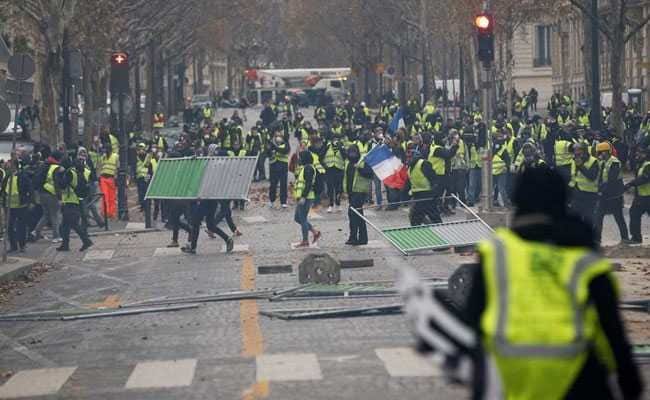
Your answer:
[197,156,258,200]
[145,157,207,199]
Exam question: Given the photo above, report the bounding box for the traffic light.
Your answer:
[475,13,494,64]
[110,51,130,93]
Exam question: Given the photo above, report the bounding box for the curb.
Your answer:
[0,257,41,284]
[87,228,162,238]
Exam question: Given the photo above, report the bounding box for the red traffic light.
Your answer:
[111,52,129,66]
[474,13,494,33]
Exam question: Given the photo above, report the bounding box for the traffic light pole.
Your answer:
[481,62,493,212]
[117,93,129,221]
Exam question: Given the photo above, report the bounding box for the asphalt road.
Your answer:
[0,107,647,399]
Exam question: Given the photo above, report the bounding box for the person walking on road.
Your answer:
[594,142,630,245]
[624,145,650,245]
[407,149,442,226]
[344,144,374,246]
[3,158,32,253]
[56,158,93,252]
[182,200,234,255]
[293,150,321,247]
[267,131,290,208]
[32,150,63,243]
[98,144,119,219]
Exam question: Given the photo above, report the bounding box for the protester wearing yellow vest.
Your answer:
[554,131,574,183]
[323,136,345,213]
[405,167,642,400]
[407,151,442,226]
[344,144,374,246]
[492,130,511,207]
[268,132,290,208]
[77,147,104,229]
[624,145,650,244]
[32,151,64,242]
[569,143,599,226]
[466,131,483,206]
[594,142,630,245]
[293,151,321,248]
[56,162,93,252]
[99,145,119,219]
[135,143,152,211]
[3,160,31,252]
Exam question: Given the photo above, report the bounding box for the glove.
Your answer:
[298,198,306,206]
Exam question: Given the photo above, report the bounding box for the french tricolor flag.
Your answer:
[364,144,408,190]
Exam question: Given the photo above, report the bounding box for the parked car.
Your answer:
[190,94,213,109]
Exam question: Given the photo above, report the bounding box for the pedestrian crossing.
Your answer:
[0,348,439,398]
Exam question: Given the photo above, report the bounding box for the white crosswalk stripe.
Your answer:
[153,247,182,256]
[221,244,250,253]
[0,348,443,396]
[125,222,146,230]
[0,367,76,398]
[83,249,115,261]
[256,353,323,382]
[375,347,440,377]
[125,359,197,389]
[243,216,267,224]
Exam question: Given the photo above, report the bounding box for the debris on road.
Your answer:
[298,253,340,284]
[339,259,374,269]
[259,304,403,320]
[0,303,199,321]
[258,265,293,274]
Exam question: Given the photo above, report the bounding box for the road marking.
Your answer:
[222,244,250,253]
[256,353,323,382]
[86,294,121,309]
[240,254,268,399]
[0,367,75,398]
[125,222,146,230]
[42,289,85,309]
[153,247,182,257]
[243,216,267,224]
[375,347,440,377]
[290,242,320,250]
[365,240,388,249]
[83,250,114,261]
[125,359,197,389]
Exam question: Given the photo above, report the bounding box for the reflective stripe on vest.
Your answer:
[479,230,617,399]
[270,144,289,164]
[62,169,79,204]
[492,147,507,175]
[324,143,344,170]
[570,157,598,193]
[601,156,620,184]
[294,165,315,200]
[637,161,650,196]
[100,154,118,176]
[554,140,573,166]
[136,155,150,178]
[43,164,60,195]
[428,145,445,175]
[344,161,371,193]
[408,159,432,193]
[469,146,481,169]
[8,175,23,208]
[311,153,325,174]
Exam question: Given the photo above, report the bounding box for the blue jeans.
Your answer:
[494,173,510,207]
[468,168,482,205]
[372,177,383,206]
[294,199,313,241]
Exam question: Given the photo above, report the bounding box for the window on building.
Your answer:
[534,25,552,67]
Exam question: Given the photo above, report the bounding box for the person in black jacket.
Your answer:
[594,142,630,245]
[345,145,374,245]
[2,158,33,252]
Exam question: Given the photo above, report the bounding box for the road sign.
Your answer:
[7,54,35,81]
[0,101,10,133]
[4,79,34,106]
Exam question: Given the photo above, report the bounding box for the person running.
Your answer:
[293,150,321,247]
[182,200,234,254]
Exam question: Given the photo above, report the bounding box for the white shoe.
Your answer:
[327,206,333,213]
[281,204,288,209]
[268,202,274,209]
[52,238,63,243]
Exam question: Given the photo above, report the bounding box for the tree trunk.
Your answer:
[581,6,592,99]
[39,52,59,147]
[609,37,625,138]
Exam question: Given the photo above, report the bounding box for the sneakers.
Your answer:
[167,241,180,248]
[56,245,70,252]
[295,240,310,248]
[622,239,642,246]
[268,202,275,208]
[226,237,235,253]
[281,204,288,209]
[312,231,322,244]
[79,241,94,252]
[206,229,216,239]
[234,229,243,237]
[181,246,196,254]
[327,206,333,213]
[52,238,63,244]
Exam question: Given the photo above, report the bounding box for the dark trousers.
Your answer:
[595,204,629,243]
[449,169,467,205]
[348,192,368,243]
[255,154,267,181]
[60,204,91,248]
[190,202,229,250]
[168,201,191,243]
[8,207,28,250]
[28,204,43,232]
[215,200,237,232]
[630,196,650,242]
[269,162,288,204]
[326,168,343,207]
[409,191,442,226]
[385,186,401,210]
[314,173,324,205]
[136,177,148,208]
[556,165,571,185]
[570,191,598,227]
[154,200,165,221]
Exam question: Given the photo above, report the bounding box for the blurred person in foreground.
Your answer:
[402,166,643,399]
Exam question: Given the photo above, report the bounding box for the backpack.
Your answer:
[32,163,49,191]
[74,169,89,199]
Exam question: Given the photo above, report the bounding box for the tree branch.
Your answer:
[624,13,650,43]
[568,0,613,41]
